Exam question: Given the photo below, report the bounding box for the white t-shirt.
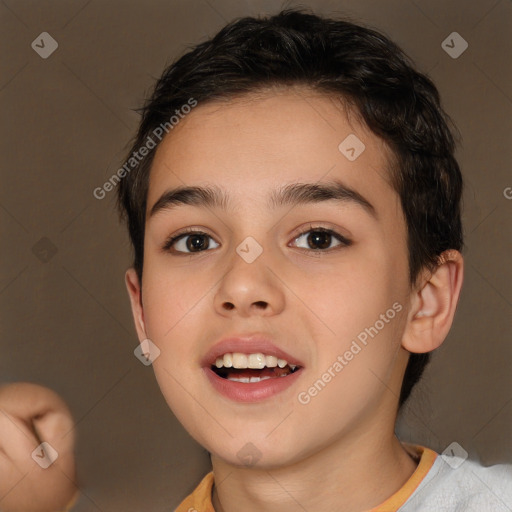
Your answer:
[400,448,512,511]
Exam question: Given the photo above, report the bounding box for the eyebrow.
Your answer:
[149,180,377,219]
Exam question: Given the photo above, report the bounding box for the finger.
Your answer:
[0,383,78,512]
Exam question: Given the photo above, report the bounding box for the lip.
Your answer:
[201,333,305,402]
[201,334,304,367]
[203,366,303,402]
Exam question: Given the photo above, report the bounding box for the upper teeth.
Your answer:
[214,353,297,370]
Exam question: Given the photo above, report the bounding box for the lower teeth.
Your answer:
[227,375,288,383]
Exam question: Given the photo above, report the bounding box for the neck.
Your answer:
[211,431,418,512]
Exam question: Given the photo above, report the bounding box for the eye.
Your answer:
[291,226,351,252]
[163,229,220,254]
[163,226,351,255]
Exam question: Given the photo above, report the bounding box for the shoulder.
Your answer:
[400,454,512,512]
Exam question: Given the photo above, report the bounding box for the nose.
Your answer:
[213,248,285,318]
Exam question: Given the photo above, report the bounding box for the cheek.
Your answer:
[293,240,407,389]
[296,247,400,341]
[139,269,214,401]
[142,261,209,339]
[140,269,210,423]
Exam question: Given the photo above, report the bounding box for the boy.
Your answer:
[117,8,512,512]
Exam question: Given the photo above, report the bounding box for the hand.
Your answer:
[0,382,77,512]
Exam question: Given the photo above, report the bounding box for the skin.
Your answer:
[0,382,78,512]
[126,87,464,511]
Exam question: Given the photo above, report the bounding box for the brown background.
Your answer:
[1,0,511,510]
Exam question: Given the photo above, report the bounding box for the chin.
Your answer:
[206,433,309,470]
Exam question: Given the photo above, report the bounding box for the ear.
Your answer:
[402,249,464,353]
[125,268,147,342]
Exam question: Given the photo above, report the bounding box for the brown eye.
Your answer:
[185,234,210,251]
[306,231,331,249]
[292,227,351,252]
[163,231,220,254]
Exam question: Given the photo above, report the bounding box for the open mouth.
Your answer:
[211,353,301,383]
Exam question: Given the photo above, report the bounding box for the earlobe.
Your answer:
[402,250,464,354]
[125,268,147,341]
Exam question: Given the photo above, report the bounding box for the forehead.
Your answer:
[147,88,399,218]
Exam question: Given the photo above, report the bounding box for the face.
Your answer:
[128,88,413,468]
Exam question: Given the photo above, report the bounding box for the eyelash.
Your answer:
[162,225,352,255]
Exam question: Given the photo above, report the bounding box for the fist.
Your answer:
[0,382,77,512]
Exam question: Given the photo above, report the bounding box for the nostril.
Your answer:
[253,301,267,309]
[223,302,235,310]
